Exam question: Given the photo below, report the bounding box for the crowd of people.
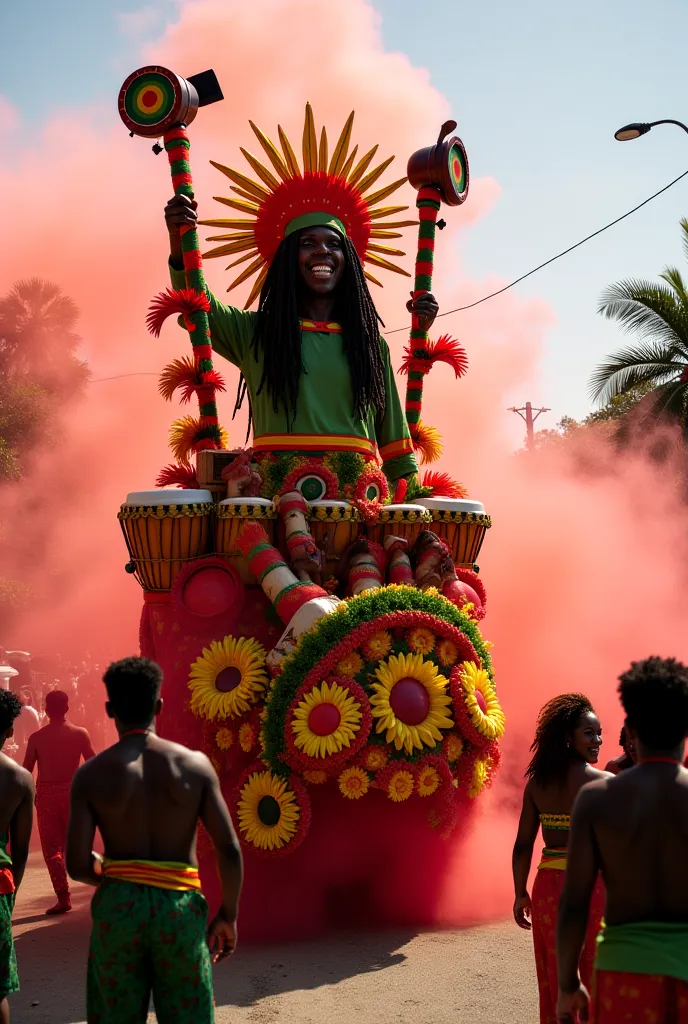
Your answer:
[513,656,688,1024]
[0,655,242,1023]
[0,649,685,1022]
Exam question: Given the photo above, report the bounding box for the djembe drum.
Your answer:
[118,489,214,591]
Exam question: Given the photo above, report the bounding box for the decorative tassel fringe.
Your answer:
[155,463,200,489]
[158,356,226,403]
[413,420,444,465]
[146,288,211,337]
[420,470,468,499]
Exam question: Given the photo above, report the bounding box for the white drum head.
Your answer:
[124,489,213,506]
[417,497,485,514]
[218,496,274,507]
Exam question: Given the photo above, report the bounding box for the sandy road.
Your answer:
[11,855,538,1023]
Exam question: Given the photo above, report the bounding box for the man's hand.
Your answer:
[513,894,532,930]
[557,983,590,1023]
[165,193,198,237]
[207,912,237,964]
[406,291,439,331]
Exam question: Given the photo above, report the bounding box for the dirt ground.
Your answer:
[11,854,538,1023]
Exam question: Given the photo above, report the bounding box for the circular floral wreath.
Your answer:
[262,587,494,777]
[353,466,390,504]
[188,635,268,721]
[284,677,372,775]
[282,460,340,501]
[450,661,505,748]
[234,763,311,857]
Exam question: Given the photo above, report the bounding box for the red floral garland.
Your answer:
[233,761,312,858]
[353,466,390,504]
[449,664,498,750]
[282,460,340,499]
[357,743,390,773]
[294,610,482,701]
[283,677,372,775]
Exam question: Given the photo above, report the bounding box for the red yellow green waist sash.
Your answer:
[252,432,414,461]
[102,859,201,892]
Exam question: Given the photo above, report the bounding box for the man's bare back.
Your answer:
[576,763,688,924]
[0,751,34,867]
[24,721,94,785]
[72,732,215,863]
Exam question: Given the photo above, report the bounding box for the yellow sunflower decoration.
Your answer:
[468,756,489,799]
[338,766,370,799]
[303,769,328,785]
[189,635,268,721]
[236,770,300,851]
[239,721,256,753]
[417,764,441,798]
[436,638,459,668]
[291,681,362,758]
[408,627,435,656]
[443,733,464,763]
[364,630,392,661]
[457,661,506,742]
[385,767,415,803]
[371,652,454,754]
[215,727,234,751]
[336,651,364,678]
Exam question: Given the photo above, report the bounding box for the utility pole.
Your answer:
[508,402,550,451]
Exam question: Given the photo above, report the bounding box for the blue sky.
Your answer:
[2,0,687,422]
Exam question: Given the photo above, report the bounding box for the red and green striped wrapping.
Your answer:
[163,126,221,442]
[405,186,442,435]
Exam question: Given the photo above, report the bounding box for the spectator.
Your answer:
[23,690,95,915]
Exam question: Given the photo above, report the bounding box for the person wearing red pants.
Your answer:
[23,690,95,914]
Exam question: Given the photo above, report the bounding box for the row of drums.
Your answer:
[118,489,491,592]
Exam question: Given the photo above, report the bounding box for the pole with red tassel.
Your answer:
[118,65,226,459]
[404,122,470,438]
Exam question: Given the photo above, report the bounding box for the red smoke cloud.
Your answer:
[2,0,687,926]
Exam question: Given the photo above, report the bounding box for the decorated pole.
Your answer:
[404,122,470,441]
[118,66,227,471]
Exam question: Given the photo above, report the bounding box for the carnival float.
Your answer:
[116,66,504,937]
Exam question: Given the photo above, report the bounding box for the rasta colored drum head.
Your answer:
[118,66,199,138]
[407,131,469,207]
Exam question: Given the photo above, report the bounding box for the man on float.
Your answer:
[163,107,439,508]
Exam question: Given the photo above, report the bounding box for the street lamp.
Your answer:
[614,119,688,142]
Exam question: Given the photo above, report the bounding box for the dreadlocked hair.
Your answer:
[234,230,387,433]
[525,692,594,787]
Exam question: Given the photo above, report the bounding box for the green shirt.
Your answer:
[169,264,417,481]
[596,921,688,984]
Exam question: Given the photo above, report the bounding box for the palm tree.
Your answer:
[591,219,688,436]
[0,278,86,389]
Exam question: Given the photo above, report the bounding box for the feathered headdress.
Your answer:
[198,103,415,306]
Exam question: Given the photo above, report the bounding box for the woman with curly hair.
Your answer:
[512,693,611,1024]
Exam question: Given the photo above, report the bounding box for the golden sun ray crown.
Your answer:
[198,103,415,307]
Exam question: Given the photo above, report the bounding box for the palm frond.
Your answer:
[597,278,688,348]
[680,218,688,265]
[589,338,686,403]
[659,266,688,306]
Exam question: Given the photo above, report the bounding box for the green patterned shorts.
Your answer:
[87,879,214,1023]
[0,892,18,1001]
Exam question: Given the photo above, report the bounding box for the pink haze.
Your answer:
[1,0,687,927]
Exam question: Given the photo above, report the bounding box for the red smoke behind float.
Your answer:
[2,0,688,929]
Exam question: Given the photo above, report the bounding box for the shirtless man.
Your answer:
[557,656,688,1024]
[23,689,95,914]
[66,656,243,1024]
[603,725,636,774]
[0,690,35,1023]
